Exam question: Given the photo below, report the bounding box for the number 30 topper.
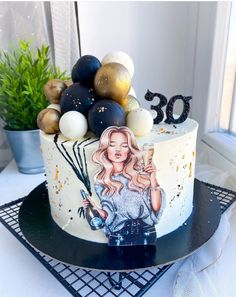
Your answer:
[144,90,192,124]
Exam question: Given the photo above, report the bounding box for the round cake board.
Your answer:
[18,179,221,272]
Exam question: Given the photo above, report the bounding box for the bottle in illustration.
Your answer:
[80,189,104,231]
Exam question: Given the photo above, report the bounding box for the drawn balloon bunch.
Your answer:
[37,51,154,139]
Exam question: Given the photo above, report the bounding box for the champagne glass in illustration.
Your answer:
[142,143,154,173]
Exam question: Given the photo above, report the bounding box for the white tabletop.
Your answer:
[0,160,236,297]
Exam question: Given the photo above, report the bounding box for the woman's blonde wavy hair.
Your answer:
[92,126,150,196]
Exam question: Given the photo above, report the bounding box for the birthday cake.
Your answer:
[38,52,198,246]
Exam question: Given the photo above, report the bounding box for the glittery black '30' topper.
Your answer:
[144,90,192,124]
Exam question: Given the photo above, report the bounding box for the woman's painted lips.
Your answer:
[115,153,122,158]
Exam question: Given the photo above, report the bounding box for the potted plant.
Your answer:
[0,40,68,174]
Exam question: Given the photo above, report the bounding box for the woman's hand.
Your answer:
[144,162,157,176]
[82,193,108,220]
[144,162,160,189]
[82,196,96,209]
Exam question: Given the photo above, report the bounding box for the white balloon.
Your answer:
[59,111,88,140]
[128,87,136,98]
[102,51,134,78]
[47,104,61,113]
[126,108,153,136]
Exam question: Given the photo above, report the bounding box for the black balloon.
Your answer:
[72,55,101,85]
[88,99,125,137]
[60,83,95,116]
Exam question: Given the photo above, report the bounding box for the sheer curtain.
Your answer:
[0,1,80,170]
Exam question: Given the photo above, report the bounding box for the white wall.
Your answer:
[78,1,198,111]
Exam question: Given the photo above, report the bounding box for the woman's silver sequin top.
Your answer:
[94,174,165,234]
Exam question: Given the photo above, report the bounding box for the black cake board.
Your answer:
[18,179,221,272]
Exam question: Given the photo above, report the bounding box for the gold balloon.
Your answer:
[123,95,140,114]
[119,97,129,108]
[44,79,67,104]
[37,108,61,134]
[94,63,131,104]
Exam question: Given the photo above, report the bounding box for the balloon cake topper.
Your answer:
[37,51,192,140]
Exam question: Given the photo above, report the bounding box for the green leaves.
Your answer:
[0,40,69,130]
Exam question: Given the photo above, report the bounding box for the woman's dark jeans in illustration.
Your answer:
[108,219,156,246]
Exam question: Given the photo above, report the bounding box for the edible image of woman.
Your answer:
[83,126,165,246]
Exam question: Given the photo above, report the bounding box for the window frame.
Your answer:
[191,2,236,173]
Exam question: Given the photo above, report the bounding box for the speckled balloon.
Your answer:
[37,108,61,134]
[126,108,153,136]
[44,79,67,104]
[60,83,95,116]
[88,99,125,137]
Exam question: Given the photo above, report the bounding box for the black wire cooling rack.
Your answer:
[0,181,235,297]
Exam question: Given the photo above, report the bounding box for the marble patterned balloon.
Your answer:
[126,108,153,136]
[37,108,61,134]
[102,51,134,78]
[94,63,131,104]
[47,104,61,113]
[59,111,88,139]
[123,95,140,114]
[88,99,125,137]
[64,79,73,87]
[60,83,95,116]
[44,79,67,104]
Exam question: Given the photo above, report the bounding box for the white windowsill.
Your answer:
[201,132,236,177]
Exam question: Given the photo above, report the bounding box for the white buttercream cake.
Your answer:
[40,118,198,244]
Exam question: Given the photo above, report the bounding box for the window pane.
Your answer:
[219,2,236,132]
[229,85,236,135]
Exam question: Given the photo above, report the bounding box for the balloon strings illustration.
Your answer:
[82,139,99,191]
[73,138,91,190]
[54,134,98,196]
